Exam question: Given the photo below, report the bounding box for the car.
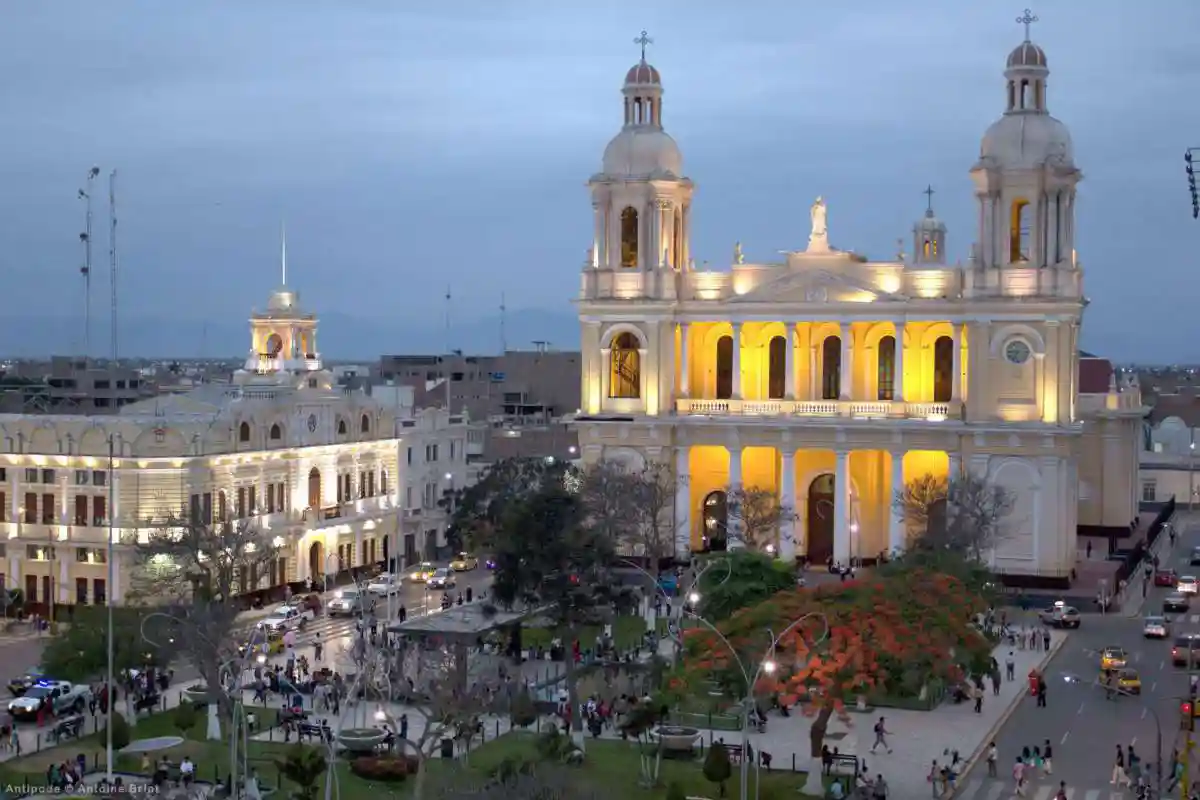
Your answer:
[1179,576,1200,595]
[1038,604,1081,629]
[8,680,91,720]
[1174,634,1200,667]
[450,553,479,571]
[326,587,375,617]
[427,567,456,589]
[1155,569,1180,587]
[1144,615,1171,638]
[367,574,402,596]
[408,562,436,583]
[1116,668,1142,694]
[1164,593,1190,613]
[238,631,286,659]
[7,672,45,697]
[1191,546,1200,566]
[256,604,314,634]
[1100,646,1128,671]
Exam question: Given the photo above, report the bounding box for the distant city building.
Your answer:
[0,282,469,612]
[1140,386,1200,509]
[0,357,158,414]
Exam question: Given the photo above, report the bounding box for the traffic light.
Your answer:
[1181,700,1195,731]
[1186,150,1199,219]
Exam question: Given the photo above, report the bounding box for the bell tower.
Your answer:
[911,185,947,266]
[243,227,322,377]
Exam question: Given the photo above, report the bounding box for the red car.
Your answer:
[1155,569,1178,587]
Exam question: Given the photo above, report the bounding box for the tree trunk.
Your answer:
[802,703,834,796]
[564,626,585,750]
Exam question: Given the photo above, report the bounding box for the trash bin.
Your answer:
[440,737,454,759]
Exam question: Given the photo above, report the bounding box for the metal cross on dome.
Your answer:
[634,30,653,61]
[1016,8,1038,41]
[923,185,935,212]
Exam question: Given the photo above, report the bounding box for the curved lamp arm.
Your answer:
[618,555,733,646]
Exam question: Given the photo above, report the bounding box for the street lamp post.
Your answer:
[1062,674,1163,795]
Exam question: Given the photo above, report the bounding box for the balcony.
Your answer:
[675,398,960,421]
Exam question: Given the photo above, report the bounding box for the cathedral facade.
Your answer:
[574,24,1143,577]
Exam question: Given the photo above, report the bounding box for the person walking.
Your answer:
[1042,739,1053,775]
[1054,780,1068,800]
[986,742,998,778]
[1035,676,1047,707]
[1013,757,1027,797]
[1111,745,1126,786]
[973,684,983,713]
[1005,652,1015,682]
[870,716,892,754]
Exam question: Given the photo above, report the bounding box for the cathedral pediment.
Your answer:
[729,267,908,304]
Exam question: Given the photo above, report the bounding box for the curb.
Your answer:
[951,631,1069,798]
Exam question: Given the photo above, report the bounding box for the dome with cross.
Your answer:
[600,31,683,179]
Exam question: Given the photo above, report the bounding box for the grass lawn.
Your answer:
[522,615,652,653]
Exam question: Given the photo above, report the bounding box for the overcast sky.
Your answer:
[0,1,1196,362]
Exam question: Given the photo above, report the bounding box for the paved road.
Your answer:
[956,517,1197,799]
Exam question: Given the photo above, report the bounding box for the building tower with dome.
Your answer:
[573,21,1144,581]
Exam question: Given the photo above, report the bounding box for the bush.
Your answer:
[703,741,732,797]
[348,755,419,782]
[104,712,131,751]
[172,702,197,735]
[509,688,537,729]
[666,781,687,800]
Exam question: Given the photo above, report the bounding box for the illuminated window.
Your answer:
[608,333,641,398]
[702,490,728,552]
[821,336,841,400]
[767,336,786,399]
[877,335,896,401]
[715,336,733,399]
[1010,199,1031,262]
[619,207,639,267]
[933,336,954,402]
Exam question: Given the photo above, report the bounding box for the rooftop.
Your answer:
[387,602,549,638]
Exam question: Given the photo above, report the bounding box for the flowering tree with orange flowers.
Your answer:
[672,569,992,772]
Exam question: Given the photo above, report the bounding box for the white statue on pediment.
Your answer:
[807,197,830,253]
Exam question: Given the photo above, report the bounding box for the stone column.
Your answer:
[833,450,851,563]
[591,202,603,268]
[680,205,690,271]
[674,446,691,557]
[678,323,690,399]
[649,200,662,268]
[663,201,676,268]
[58,559,69,604]
[780,450,796,561]
[599,348,611,403]
[784,324,796,400]
[809,341,818,400]
[728,446,743,548]
[889,450,906,554]
[838,324,851,401]
[951,322,962,402]
[893,323,905,402]
[731,323,743,400]
[948,450,961,481]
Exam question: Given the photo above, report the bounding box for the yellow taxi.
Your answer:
[450,552,479,571]
[1116,668,1141,695]
[407,562,436,582]
[1100,646,1127,671]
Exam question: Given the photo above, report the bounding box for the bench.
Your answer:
[725,744,745,765]
[827,753,860,777]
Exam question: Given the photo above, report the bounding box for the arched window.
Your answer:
[767,336,786,399]
[307,467,321,510]
[821,336,841,400]
[1010,198,1031,262]
[380,469,388,495]
[337,419,347,435]
[715,335,733,400]
[877,335,896,401]
[269,423,282,441]
[361,414,370,434]
[702,490,728,552]
[608,332,641,399]
[238,422,251,443]
[933,335,954,402]
[619,207,639,267]
[217,491,227,523]
[265,333,283,357]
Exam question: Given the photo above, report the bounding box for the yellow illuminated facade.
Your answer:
[0,283,469,608]
[574,28,1142,577]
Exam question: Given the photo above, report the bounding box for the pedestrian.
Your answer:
[1111,745,1126,786]
[870,716,892,754]
[1054,780,1067,800]
[1005,652,1015,682]
[1042,629,1050,651]
[973,684,982,714]
[1087,540,1093,558]
[1042,739,1053,775]
[927,760,942,797]
[1013,757,1027,797]
[314,634,323,662]
[1036,676,1047,707]
[986,742,998,778]
[990,670,1000,696]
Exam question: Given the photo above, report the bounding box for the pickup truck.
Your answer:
[326,588,375,617]
[8,680,92,719]
[256,604,315,634]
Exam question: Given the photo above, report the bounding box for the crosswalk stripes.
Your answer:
[955,777,1134,799]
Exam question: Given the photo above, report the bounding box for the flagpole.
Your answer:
[105,434,115,779]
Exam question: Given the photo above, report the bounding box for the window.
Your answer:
[202,492,212,525]
[405,486,414,509]
[237,487,247,519]
[380,470,388,495]
[93,578,106,605]
[23,493,36,524]
[407,447,414,466]
[24,468,37,483]
[190,494,201,524]
[1010,198,1031,262]
[715,335,733,400]
[239,422,251,443]
[75,547,89,563]
[248,485,257,515]
[619,207,639,267]
[76,577,88,604]
[41,469,55,484]
[41,493,54,524]
[1005,340,1032,365]
[450,441,456,460]
[767,335,786,400]
[361,414,370,434]
[0,491,5,523]
[1142,480,1157,502]
[337,419,347,435]
[92,496,105,526]
[217,491,228,523]
[933,335,954,403]
[821,336,841,400]
[269,424,282,441]
[0,467,6,481]
[93,471,107,487]
[877,335,896,401]
[74,470,90,486]
[266,485,277,515]
[608,332,641,399]
[74,495,88,526]
[367,471,375,497]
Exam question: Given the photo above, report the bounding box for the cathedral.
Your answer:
[573,20,1143,578]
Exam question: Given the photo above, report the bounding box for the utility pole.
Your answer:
[108,170,119,362]
[78,167,100,358]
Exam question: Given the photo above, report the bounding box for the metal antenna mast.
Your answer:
[79,167,99,358]
[444,286,453,411]
[108,170,119,361]
[499,292,507,355]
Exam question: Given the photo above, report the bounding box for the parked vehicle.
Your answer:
[7,672,45,697]
[1164,593,1190,613]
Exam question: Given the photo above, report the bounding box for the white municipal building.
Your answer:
[574,22,1144,577]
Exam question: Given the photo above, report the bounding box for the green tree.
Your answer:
[509,687,537,729]
[696,551,794,623]
[665,781,687,800]
[172,701,197,738]
[274,745,328,800]
[703,741,732,798]
[40,606,172,682]
[444,457,571,554]
[893,472,1016,561]
[105,712,131,751]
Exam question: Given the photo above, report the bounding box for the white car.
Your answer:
[326,588,374,617]
[1179,576,1199,595]
[257,604,314,634]
[367,574,402,596]
[427,567,456,589]
[1144,615,1170,639]
[8,680,91,720]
